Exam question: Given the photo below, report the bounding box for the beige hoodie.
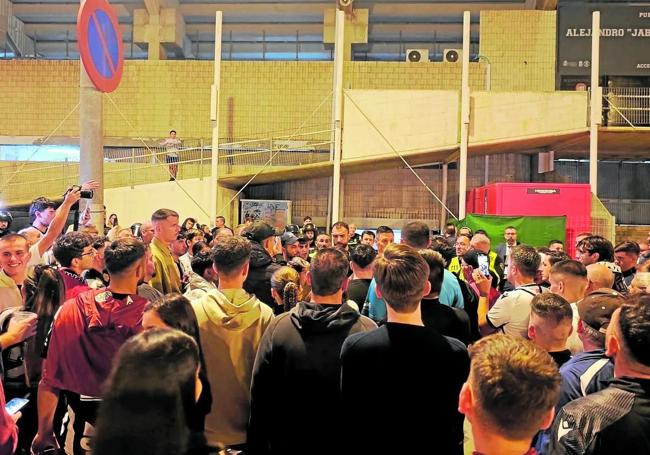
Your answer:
[192,288,274,447]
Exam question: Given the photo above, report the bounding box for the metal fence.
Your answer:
[603,87,650,127]
[0,129,333,207]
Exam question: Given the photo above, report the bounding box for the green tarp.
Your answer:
[456,214,566,248]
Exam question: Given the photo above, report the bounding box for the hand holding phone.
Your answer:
[5,397,29,415]
[477,254,490,277]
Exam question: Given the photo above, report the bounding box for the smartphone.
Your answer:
[5,397,29,415]
[477,254,490,277]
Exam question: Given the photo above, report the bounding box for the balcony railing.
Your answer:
[0,128,334,207]
[603,87,650,127]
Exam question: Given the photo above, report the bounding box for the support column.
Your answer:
[210,12,222,227]
[458,11,471,219]
[589,11,601,195]
[330,9,345,223]
[79,63,104,229]
[440,163,449,232]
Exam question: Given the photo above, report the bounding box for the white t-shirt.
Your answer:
[160,137,181,157]
[28,242,44,267]
[487,283,547,338]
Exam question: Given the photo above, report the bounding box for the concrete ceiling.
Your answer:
[6,0,537,60]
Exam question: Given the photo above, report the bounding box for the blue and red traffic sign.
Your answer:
[77,0,124,93]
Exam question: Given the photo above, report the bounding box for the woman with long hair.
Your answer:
[142,294,212,433]
[22,265,66,383]
[181,217,197,233]
[93,328,220,455]
[270,266,300,314]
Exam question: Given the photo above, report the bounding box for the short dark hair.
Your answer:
[29,197,57,222]
[191,241,209,257]
[615,240,641,256]
[429,239,455,267]
[104,238,146,275]
[211,236,251,277]
[350,244,377,269]
[578,235,615,262]
[361,230,375,240]
[53,232,93,267]
[547,251,570,267]
[444,223,456,236]
[215,216,226,222]
[169,129,176,134]
[303,216,312,222]
[191,251,214,277]
[618,294,650,367]
[376,225,394,236]
[530,293,573,324]
[151,208,179,222]
[401,221,430,249]
[92,236,110,250]
[419,249,445,295]
[468,334,560,440]
[185,229,203,243]
[331,221,349,233]
[550,259,587,279]
[548,239,563,247]
[510,245,540,278]
[374,244,429,313]
[310,248,349,296]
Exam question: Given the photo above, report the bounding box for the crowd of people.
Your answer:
[1,188,650,455]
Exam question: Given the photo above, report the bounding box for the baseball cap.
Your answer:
[243,221,275,243]
[577,288,626,333]
[281,231,299,246]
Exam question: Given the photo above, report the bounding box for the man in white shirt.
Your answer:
[160,130,182,180]
[477,244,546,338]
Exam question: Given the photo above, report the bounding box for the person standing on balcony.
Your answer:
[160,130,181,181]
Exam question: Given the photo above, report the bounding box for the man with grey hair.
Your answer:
[471,233,505,290]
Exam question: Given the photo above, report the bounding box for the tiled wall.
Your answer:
[479,10,556,92]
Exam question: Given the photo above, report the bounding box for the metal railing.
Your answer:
[603,87,650,127]
[0,128,334,206]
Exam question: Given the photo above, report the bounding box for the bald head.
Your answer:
[586,263,615,294]
[471,234,491,254]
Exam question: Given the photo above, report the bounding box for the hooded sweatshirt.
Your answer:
[192,288,274,447]
[247,301,376,455]
[243,241,281,308]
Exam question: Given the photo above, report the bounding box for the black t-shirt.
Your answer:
[421,298,471,345]
[347,278,372,309]
[549,349,572,368]
[341,323,469,454]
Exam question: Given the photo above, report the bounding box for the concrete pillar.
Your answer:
[79,64,105,229]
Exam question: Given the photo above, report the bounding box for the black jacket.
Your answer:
[549,377,650,454]
[243,241,281,309]
[247,301,376,455]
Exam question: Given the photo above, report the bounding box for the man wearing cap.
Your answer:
[557,289,624,408]
[243,221,282,307]
[281,231,300,263]
[533,289,624,453]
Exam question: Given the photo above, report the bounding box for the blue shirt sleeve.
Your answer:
[439,270,465,309]
[366,279,387,323]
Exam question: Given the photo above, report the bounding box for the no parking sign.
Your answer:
[77,0,124,93]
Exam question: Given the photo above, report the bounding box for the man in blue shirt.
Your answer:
[366,222,464,323]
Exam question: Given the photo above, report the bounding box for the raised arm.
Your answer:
[36,187,81,257]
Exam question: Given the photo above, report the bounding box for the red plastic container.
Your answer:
[470,183,592,257]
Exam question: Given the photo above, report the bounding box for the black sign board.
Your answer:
[557,2,650,82]
[527,188,561,195]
